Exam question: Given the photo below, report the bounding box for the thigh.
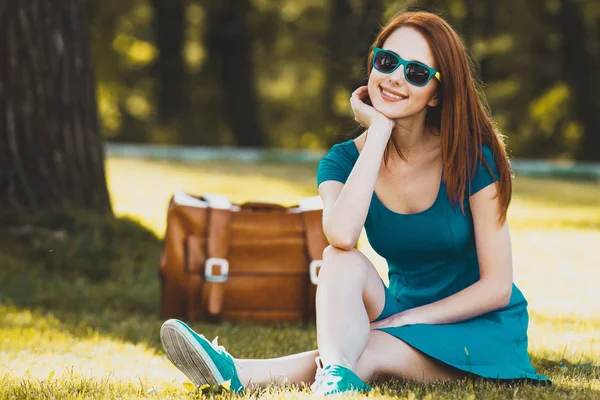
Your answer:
[321,246,387,322]
[361,330,468,383]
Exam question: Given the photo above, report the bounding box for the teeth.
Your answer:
[382,89,405,100]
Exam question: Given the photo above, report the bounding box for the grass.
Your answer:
[0,156,599,399]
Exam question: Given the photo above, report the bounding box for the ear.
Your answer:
[427,93,439,108]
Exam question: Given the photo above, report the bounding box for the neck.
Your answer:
[389,114,435,157]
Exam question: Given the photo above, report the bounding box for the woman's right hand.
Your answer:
[350,86,394,132]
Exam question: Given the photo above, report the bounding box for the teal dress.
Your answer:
[316,139,549,383]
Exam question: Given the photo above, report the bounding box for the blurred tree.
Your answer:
[88,0,157,143]
[203,0,265,147]
[324,0,386,146]
[0,0,112,213]
[150,0,190,143]
[83,0,600,159]
[185,0,226,146]
[559,0,600,161]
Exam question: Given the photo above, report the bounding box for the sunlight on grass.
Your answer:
[1,157,598,399]
[105,158,600,235]
[0,306,183,386]
[106,158,317,236]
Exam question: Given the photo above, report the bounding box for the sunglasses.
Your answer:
[372,47,442,87]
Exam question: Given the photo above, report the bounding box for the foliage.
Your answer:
[87,0,600,159]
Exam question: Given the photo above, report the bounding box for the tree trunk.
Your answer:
[560,0,600,161]
[205,0,265,148]
[0,0,112,213]
[150,0,189,144]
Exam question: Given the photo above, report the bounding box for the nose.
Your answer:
[388,64,406,85]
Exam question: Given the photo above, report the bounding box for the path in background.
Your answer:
[106,143,600,182]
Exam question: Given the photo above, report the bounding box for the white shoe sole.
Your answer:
[159,319,225,387]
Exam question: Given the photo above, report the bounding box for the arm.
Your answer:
[372,182,513,327]
[319,127,390,250]
[318,86,393,250]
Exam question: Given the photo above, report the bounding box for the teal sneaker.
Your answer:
[160,319,244,394]
[310,357,372,396]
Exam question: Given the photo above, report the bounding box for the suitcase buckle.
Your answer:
[309,260,322,285]
[205,257,229,282]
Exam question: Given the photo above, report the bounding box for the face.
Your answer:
[367,27,440,121]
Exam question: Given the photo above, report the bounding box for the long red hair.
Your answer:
[367,11,512,223]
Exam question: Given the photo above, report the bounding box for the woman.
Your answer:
[159,10,550,396]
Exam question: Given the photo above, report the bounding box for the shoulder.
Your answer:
[316,138,360,186]
[469,144,501,196]
[320,138,360,163]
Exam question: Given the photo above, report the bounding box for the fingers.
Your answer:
[350,86,371,128]
[351,86,369,99]
[350,86,369,108]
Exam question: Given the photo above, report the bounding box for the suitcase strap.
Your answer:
[203,194,233,321]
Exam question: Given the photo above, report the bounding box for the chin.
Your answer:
[373,102,406,120]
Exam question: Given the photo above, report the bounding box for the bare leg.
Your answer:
[363,330,467,383]
[234,331,465,389]
[315,245,387,370]
[236,350,319,388]
[233,245,387,389]
[233,245,464,389]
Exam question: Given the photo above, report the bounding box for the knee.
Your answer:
[322,244,349,260]
[318,245,368,284]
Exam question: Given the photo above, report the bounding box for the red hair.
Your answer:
[367,11,512,223]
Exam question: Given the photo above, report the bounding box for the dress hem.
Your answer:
[375,327,552,385]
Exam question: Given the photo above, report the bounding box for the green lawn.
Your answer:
[0,157,599,399]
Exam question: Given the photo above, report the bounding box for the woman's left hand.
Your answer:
[370,311,412,329]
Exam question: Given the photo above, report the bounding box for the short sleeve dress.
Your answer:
[316,139,550,383]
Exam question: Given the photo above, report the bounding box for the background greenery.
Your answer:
[89,0,600,160]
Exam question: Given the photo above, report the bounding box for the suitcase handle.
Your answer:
[240,202,288,211]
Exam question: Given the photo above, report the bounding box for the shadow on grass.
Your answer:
[0,207,317,358]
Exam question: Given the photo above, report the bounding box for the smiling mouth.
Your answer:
[380,87,407,101]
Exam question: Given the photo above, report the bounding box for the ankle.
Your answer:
[318,355,355,371]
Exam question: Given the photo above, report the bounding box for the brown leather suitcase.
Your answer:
[159,191,328,324]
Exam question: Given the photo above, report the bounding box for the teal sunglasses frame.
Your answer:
[372,47,442,87]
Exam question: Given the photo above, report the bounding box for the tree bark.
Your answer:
[205,0,265,148]
[0,0,112,213]
[560,0,600,161]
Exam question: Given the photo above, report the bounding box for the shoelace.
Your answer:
[310,357,342,393]
[210,336,227,354]
[310,357,325,392]
[206,335,243,373]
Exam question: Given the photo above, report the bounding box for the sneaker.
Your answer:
[310,356,372,396]
[160,319,244,394]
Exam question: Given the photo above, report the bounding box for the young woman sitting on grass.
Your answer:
[159,10,550,396]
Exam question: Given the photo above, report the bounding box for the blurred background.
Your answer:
[0,0,599,398]
[89,0,599,159]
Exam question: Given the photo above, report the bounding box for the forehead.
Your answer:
[382,27,436,68]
